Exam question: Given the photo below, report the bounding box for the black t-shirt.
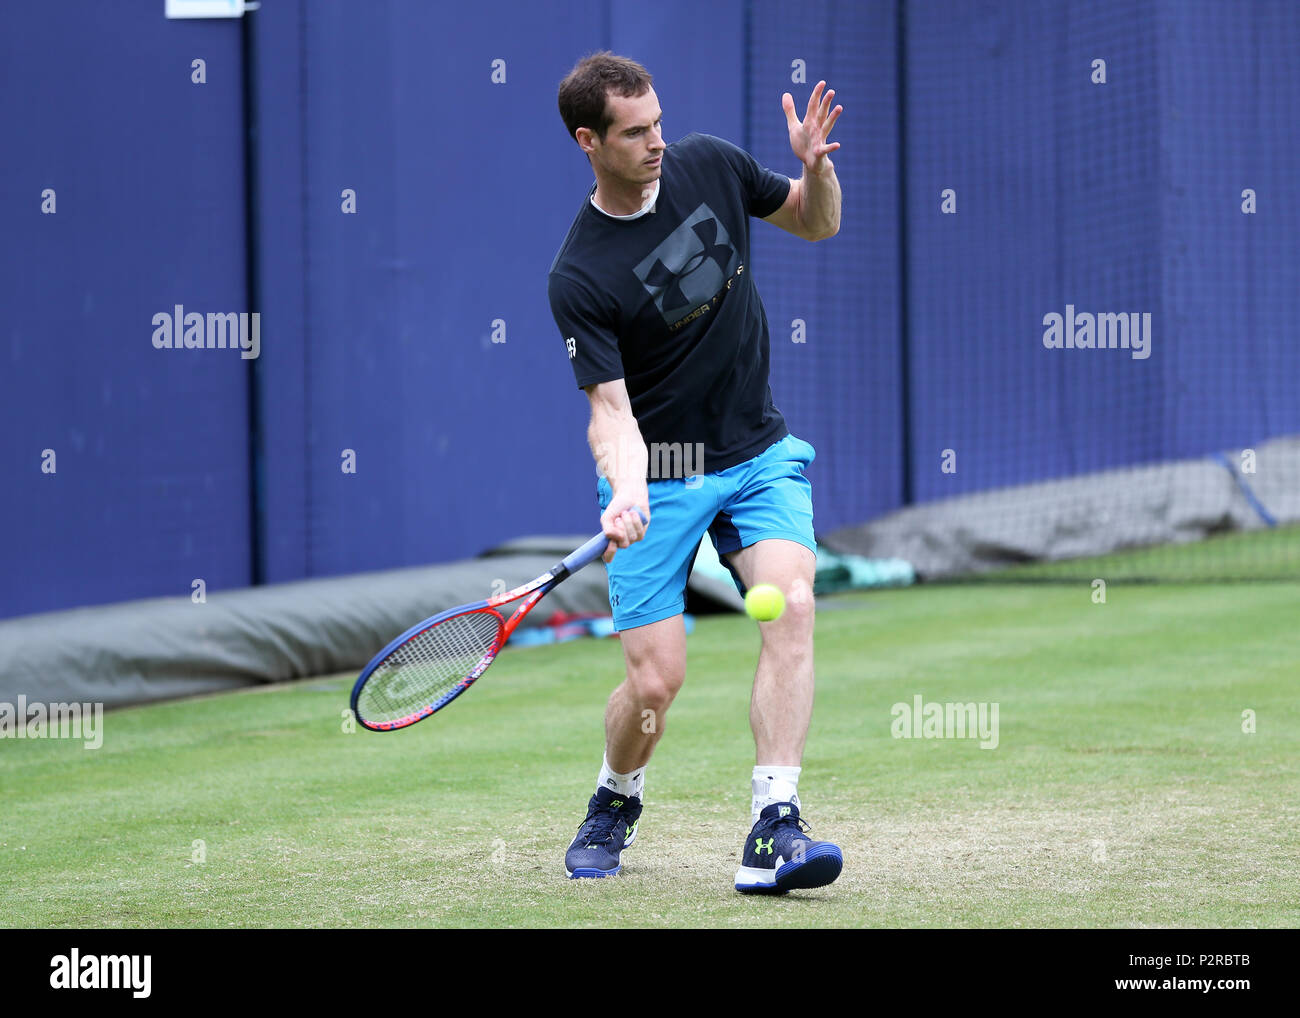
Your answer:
[548,132,792,478]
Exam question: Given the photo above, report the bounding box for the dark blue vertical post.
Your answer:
[895,0,912,506]
[242,8,265,584]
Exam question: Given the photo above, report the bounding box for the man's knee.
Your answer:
[626,663,684,712]
[762,576,815,652]
[623,641,685,711]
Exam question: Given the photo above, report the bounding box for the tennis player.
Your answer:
[548,52,843,893]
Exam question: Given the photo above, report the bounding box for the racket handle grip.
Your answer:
[560,508,648,574]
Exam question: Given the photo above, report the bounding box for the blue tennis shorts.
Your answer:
[596,433,817,631]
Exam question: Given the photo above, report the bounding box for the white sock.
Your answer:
[598,752,645,800]
[752,765,802,823]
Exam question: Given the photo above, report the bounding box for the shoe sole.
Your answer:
[565,822,638,879]
[566,864,622,878]
[734,842,843,894]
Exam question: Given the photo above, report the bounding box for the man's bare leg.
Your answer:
[603,614,686,773]
[724,539,817,769]
[565,614,685,878]
[726,538,840,893]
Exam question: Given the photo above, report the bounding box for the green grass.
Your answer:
[2,580,1298,928]
[975,524,1300,582]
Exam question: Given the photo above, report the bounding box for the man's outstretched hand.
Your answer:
[783,80,842,176]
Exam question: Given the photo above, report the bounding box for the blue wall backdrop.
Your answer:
[0,6,250,618]
[902,0,1300,502]
[750,0,903,526]
[2,0,1297,618]
[903,0,1164,499]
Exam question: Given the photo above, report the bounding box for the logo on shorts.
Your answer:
[633,204,740,329]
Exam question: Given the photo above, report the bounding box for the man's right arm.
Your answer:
[585,378,649,563]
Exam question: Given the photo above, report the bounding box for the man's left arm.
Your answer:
[763,80,843,242]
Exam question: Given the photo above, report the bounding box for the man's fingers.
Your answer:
[608,511,638,547]
[782,91,798,128]
[823,104,843,140]
[603,503,649,563]
[619,509,645,544]
[818,88,836,123]
[805,80,825,122]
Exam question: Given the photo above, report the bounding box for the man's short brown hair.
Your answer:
[557,51,654,142]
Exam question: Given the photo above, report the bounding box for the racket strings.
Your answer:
[357,609,505,724]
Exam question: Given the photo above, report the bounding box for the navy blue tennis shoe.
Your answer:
[734,802,842,894]
[565,787,642,878]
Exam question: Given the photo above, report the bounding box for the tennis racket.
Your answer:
[350,510,645,732]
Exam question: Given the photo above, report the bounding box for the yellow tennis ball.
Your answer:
[745,583,785,622]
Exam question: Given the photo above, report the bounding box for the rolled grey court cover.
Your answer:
[0,536,742,711]
[822,439,1300,579]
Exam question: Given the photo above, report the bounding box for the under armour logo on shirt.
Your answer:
[566,337,576,359]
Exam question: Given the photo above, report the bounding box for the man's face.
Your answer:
[584,87,665,186]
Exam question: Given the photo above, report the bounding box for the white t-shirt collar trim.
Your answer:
[590,178,660,220]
